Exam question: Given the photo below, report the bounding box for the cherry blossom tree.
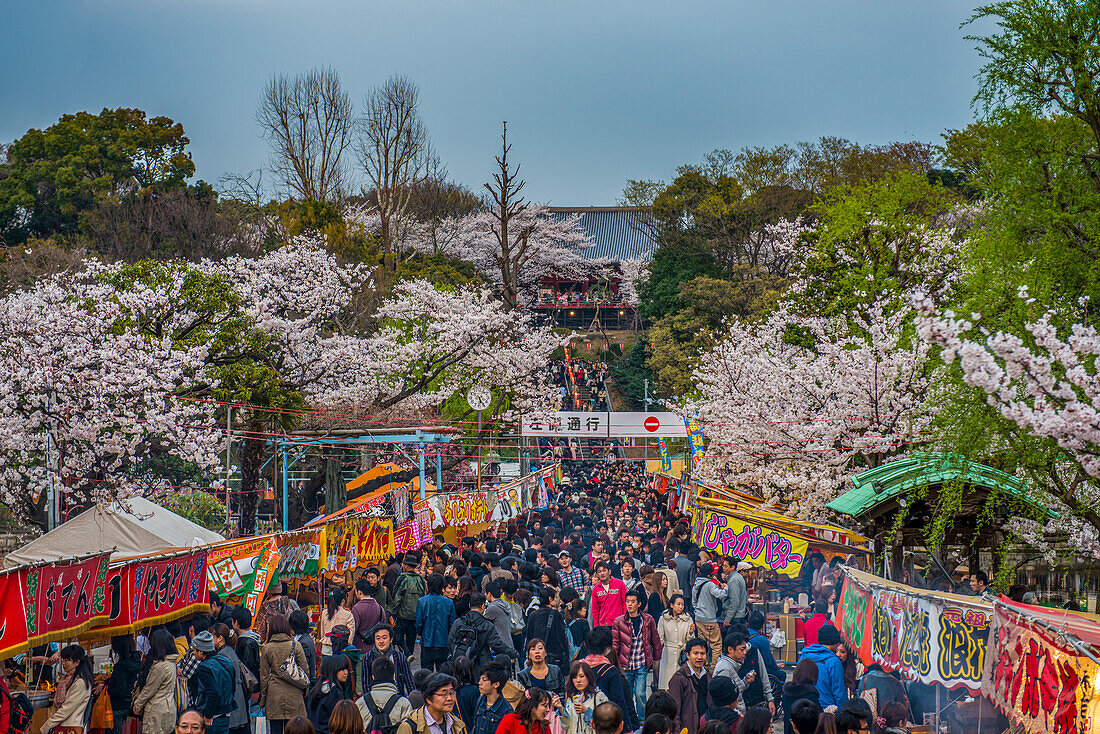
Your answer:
[0,272,222,530]
[916,295,1100,559]
[684,303,931,518]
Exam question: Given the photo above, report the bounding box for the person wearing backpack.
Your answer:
[482,582,516,657]
[388,553,427,655]
[261,615,311,734]
[415,574,457,672]
[233,606,263,685]
[210,624,250,734]
[189,632,237,734]
[579,627,639,734]
[357,657,412,734]
[132,630,180,734]
[448,594,513,672]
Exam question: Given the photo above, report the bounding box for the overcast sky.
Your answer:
[1,1,989,205]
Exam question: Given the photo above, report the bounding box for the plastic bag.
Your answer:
[89,691,114,731]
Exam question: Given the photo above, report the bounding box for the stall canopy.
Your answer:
[3,497,224,568]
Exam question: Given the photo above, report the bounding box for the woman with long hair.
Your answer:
[517,639,565,693]
[261,614,311,734]
[103,634,144,734]
[320,588,356,656]
[308,655,351,734]
[561,661,609,734]
[134,629,181,734]
[836,644,859,698]
[495,688,557,734]
[327,699,365,734]
[454,576,478,618]
[42,644,93,734]
[656,594,694,690]
[640,566,668,622]
[783,659,820,734]
[451,656,479,731]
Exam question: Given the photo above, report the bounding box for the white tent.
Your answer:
[3,497,224,568]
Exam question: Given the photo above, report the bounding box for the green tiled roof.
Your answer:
[826,452,1051,518]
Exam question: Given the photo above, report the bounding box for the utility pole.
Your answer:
[225,405,232,527]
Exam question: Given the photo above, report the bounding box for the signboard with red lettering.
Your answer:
[0,568,29,657]
[24,553,110,645]
[690,507,807,578]
[324,518,394,575]
[101,550,208,634]
[431,490,495,528]
[983,601,1100,734]
[841,568,992,694]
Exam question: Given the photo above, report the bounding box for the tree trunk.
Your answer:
[237,420,266,536]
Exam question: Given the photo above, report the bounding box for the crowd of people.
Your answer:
[12,457,923,734]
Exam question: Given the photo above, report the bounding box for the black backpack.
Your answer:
[363,693,401,734]
[450,621,480,663]
[3,686,33,734]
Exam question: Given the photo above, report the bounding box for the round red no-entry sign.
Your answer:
[643,416,661,432]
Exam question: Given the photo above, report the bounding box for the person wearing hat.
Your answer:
[557,549,589,595]
[722,559,750,627]
[190,631,238,734]
[690,562,726,671]
[389,552,427,656]
[703,676,742,729]
[797,623,848,710]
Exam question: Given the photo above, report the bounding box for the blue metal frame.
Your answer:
[270,430,453,530]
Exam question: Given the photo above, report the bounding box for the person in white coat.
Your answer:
[656,594,695,690]
[42,645,93,734]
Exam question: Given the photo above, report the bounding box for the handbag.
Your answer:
[278,640,310,688]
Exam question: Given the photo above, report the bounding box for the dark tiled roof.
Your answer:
[548,207,658,262]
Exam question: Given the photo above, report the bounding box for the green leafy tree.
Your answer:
[0,108,194,243]
[646,272,785,396]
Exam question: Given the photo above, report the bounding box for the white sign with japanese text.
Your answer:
[521,411,688,438]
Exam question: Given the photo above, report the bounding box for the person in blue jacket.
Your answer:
[747,611,786,712]
[796,623,848,710]
[416,573,457,672]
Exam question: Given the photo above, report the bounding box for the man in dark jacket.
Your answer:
[363,623,415,696]
[389,553,426,655]
[191,631,237,734]
[524,587,570,666]
[667,638,711,734]
[231,606,261,683]
[448,594,512,671]
[416,574,457,671]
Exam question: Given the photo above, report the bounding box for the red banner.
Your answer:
[23,554,110,645]
[836,574,873,663]
[100,550,208,634]
[0,568,29,658]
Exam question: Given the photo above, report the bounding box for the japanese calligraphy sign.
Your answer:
[432,490,495,528]
[102,550,208,634]
[24,553,110,645]
[394,504,432,554]
[521,411,608,436]
[274,529,322,582]
[690,508,807,578]
[324,518,394,575]
[0,568,29,657]
[840,569,992,694]
[983,603,1100,734]
[522,412,687,438]
[837,574,873,663]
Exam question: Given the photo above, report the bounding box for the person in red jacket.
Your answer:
[495,687,558,734]
[802,599,831,647]
[611,589,663,722]
[590,561,627,628]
